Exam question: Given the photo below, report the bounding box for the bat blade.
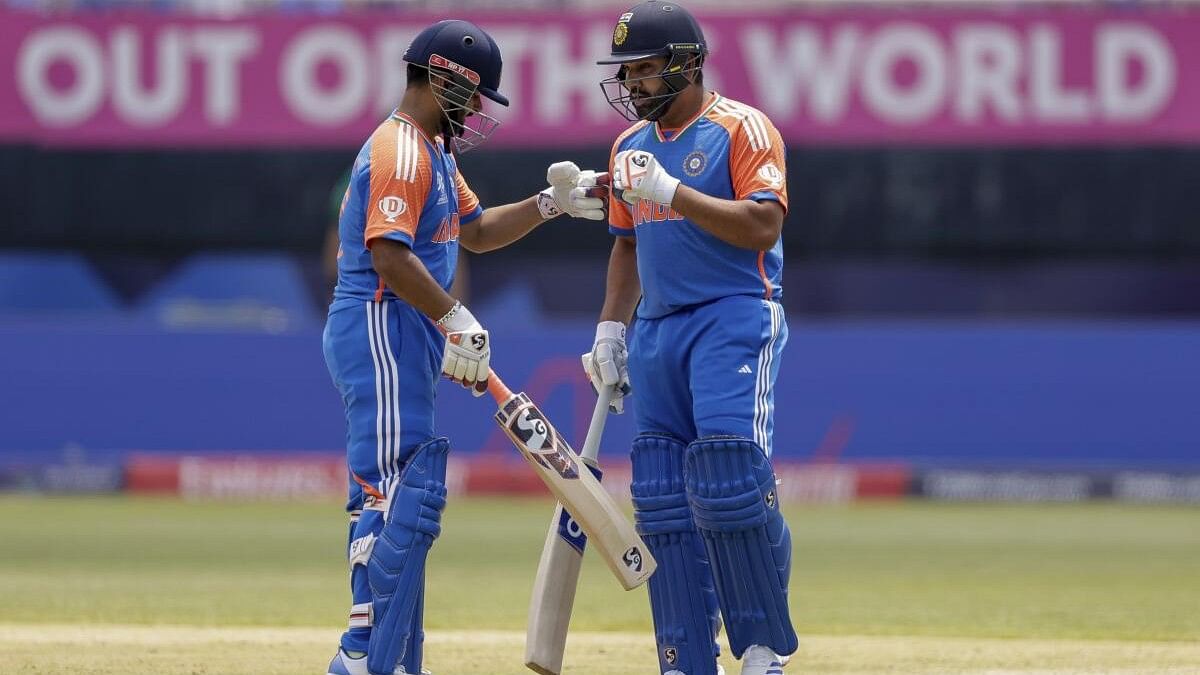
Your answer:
[494,390,654,592]
[524,501,586,675]
[525,386,613,675]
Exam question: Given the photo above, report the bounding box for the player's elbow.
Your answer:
[748,229,779,251]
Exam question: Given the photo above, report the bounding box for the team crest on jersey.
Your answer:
[378,196,406,223]
[682,150,707,176]
[758,163,784,188]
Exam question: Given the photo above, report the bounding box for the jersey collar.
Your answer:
[390,110,440,148]
[654,91,721,143]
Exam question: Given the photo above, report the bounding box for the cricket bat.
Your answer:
[524,386,614,675]
[486,372,654,592]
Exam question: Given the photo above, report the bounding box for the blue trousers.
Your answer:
[323,297,443,654]
[629,295,787,453]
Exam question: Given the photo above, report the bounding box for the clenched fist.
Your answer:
[612,150,680,207]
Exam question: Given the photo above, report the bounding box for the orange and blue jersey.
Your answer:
[334,112,483,302]
[609,93,787,320]
[323,112,486,655]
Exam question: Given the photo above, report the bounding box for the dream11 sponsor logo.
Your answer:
[738,20,1178,127]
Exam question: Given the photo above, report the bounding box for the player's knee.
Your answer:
[381,437,450,544]
[631,434,691,535]
[684,436,777,529]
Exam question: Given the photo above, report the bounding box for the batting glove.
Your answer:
[582,320,631,414]
[438,301,490,397]
[537,161,610,221]
[612,150,680,207]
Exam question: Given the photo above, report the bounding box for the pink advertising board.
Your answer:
[2,7,1198,147]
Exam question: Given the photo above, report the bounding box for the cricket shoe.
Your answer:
[325,648,431,675]
[740,645,788,675]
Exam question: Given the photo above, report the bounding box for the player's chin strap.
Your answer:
[367,437,450,675]
[684,436,799,660]
[631,434,722,675]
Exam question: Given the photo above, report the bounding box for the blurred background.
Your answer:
[2,0,1198,505]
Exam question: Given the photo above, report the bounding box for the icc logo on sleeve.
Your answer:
[378,196,407,223]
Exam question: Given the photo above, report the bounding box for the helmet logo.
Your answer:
[613,22,628,46]
[429,54,480,86]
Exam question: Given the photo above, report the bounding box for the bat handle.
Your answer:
[485,370,514,405]
[578,387,613,463]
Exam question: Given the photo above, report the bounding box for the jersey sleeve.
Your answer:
[454,169,483,225]
[728,112,788,214]
[364,123,431,248]
[608,137,636,237]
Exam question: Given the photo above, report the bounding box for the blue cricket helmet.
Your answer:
[404,19,508,107]
[597,1,708,122]
[597,0,708,67]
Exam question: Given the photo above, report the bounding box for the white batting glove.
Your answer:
[438,301,489,397]
[537,161,610,221]
[612,150,680,207]
[581,321,631,414]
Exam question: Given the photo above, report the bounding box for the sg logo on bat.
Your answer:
[510,406,580,480]
[622,545,644,573]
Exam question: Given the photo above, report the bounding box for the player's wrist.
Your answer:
[437,301,480,333]
[650,172,680,206]
[595,320,625,342]
[537,188,564,220]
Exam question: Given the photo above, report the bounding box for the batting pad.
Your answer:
[685,437,798,659]
[631,434,722,675]
[367,437,449,675]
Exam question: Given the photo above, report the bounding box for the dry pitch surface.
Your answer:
[1,496,1197,674]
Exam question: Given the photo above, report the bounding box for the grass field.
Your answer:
[1,496,1198,673]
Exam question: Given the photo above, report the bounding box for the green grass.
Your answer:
[1,496,1198,673]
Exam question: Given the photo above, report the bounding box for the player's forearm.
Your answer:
[371,239,457,320]
[459,196,547,253]
[671,184,783,251]
[599,236,640,325]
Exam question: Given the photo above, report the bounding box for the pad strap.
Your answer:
[685,437,797,659]
[348,602,372,628]
[632,434,721,675]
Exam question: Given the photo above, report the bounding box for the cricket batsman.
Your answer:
[322,19,606,675]
[582,2,798,674]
